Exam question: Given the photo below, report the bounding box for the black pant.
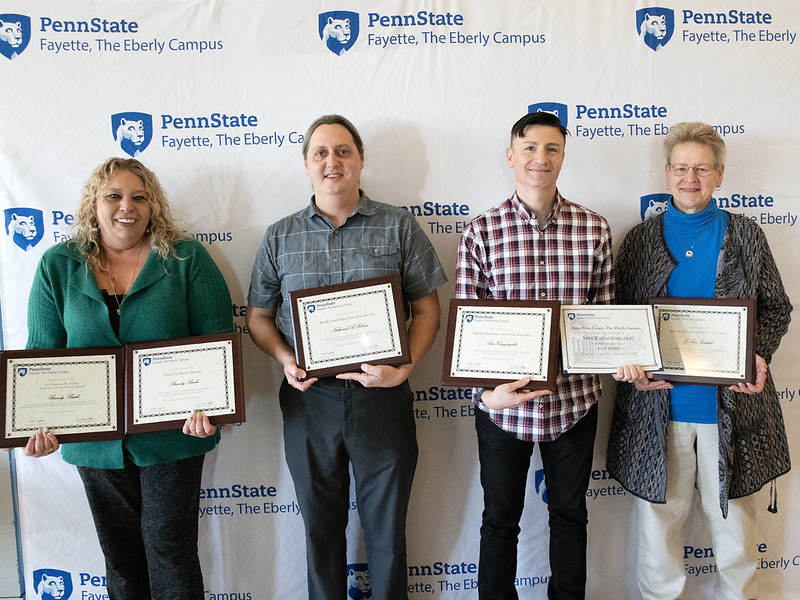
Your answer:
[475,405,598,600]
[280,378,418,600]
[77,454,206,600]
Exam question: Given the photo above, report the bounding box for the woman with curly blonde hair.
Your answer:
[24,157,233,599]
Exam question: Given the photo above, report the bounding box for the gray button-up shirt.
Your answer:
[248,192,447,348]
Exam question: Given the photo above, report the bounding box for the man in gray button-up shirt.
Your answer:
[247,114,447,600]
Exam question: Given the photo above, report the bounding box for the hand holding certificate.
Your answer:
[559,305,662,374]
[1,333,245,446]
[290,276,411,378]
[125,333,245,434]
[441,299,560,390]
[650,298,756,385]
[1,348,123,447]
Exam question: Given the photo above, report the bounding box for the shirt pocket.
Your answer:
[353,241,401,273]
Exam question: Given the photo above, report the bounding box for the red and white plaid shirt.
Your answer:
[456,192,615,442]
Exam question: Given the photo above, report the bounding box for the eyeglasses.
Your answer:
[668,164,717,177]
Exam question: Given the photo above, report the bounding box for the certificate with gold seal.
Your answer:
[1,347,124,447]
[290,275,411,378]
[650,297,756,385]
[441,299,560,390]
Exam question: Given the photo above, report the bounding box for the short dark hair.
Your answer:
[510,112,569,146]
[301,114,364,159]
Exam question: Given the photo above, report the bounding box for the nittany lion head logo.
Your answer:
[636,8,674,51]
[640,193,671,221]
[347,563,372,600]
[319,11,360,56]
[111,112,153,157]
[527,102,569,129]
[32,569,73,600]
[4,207,44,251]
[0,14,31,59]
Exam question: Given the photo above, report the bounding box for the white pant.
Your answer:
[636,421,758,600]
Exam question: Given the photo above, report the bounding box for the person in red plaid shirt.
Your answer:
[456,111,614,600]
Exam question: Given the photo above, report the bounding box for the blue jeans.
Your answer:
[77,454,206,600]
[475,405,598,600]
[280,377,418,600]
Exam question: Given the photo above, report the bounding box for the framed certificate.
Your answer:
[290,275,410,378]
[650,297,756,385]
[125,332,245,434]
[1,347,124,447]
[441,299,560,390]
[559,305,662,374]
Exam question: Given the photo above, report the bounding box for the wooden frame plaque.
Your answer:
[650,297,756,385]
[441,299,560,390]
[290,275,411,378]
[1,332,245,445]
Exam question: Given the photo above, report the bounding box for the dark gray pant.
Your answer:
[280,377,418,600]
[77,454,206,600]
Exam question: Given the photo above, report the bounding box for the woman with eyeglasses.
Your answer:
[606,122,791,600]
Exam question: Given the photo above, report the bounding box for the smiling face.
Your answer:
[666,141,724,214]
[95,169,151,252]
[506,124,565,198]
[304,123,364,202]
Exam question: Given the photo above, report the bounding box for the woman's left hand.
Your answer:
[182,410,217,438]
[728,354,767,394]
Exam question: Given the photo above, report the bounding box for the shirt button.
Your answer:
[374,248,379,254]
[333,258,338,263]
[540,292,546,297]
[539,260,545,266]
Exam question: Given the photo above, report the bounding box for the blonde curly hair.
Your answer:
[70,158,185,267]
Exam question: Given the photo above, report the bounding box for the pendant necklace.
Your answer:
[668,220,713,259]
[104,244,144,315]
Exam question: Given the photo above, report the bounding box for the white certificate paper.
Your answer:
[129,338,238,428]
[292,277,409,376]
[560,305,662,374]
[441,299,560,390]
[652,300,753,383]
[3,352,120,444]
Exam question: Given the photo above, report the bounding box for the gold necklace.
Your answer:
[101,243,145,315]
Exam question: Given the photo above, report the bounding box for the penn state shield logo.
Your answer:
[143,357,152,366]
[307,304,316,314]
[4,207,44,251]
[640,193,671,221]
[534,469,548,504]
[636,8,674,51]
[568,313,576,320]
[32,568,74,600]
[111,112,153,157]
[465,314,474,323]
[347,562,372,600]
[527,102,569,129]
[17,367,27,377]
[0,14,31,60]
[319,11,359,56]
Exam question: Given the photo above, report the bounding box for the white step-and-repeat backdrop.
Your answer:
[2,1,799,598]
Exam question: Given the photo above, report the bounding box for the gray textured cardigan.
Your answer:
[606,211,792,517]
